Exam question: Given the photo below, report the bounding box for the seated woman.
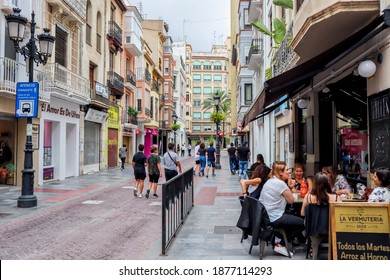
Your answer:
[368,167,390,203]
[300,172,341,217]
[240,164,271,199]
[259,161,305,257]
[322,166,351,195]
[288,163,313,193]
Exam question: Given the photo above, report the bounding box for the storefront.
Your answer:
[107,106,120,168]
[144,128,158,158]
[39,97,80,185]
[83,108,108,173]
[0,116,16,185]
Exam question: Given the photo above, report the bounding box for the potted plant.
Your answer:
[0,168,6,184]
[127,106,139,116]
[5,163,15,185]
[171,123,181,131]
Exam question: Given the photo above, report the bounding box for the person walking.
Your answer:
[132,144,147,198]
[205,142,216,178]
[119,144,127,170]
[237,141,251,180]
[227,142,237,175]
[163,142,182,181]
[188,144,192,156]
[145,146,162,199]
[181,144,186,157]
[193,140,201,175]
[198,142,207,176]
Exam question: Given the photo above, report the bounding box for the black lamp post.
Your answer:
[172,113,178,148]
[5,8,55,208]
[213,95,221,169]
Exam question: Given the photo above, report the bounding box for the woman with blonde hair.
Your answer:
[259,161,305,257]
[288,163,313,193]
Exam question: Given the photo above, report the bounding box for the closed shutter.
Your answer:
[55,25,67,67]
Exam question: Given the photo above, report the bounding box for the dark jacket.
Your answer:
[236,196,272,246]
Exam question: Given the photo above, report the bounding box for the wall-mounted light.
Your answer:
[357,59,376,78]
[297,98,308,109]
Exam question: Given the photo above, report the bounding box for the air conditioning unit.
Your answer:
[0,0,17,14]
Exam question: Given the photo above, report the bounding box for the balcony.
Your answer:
[45,63,90,104]
[247,39,263,71]
[125,70,136,90]
[107,21,123,52]
[291,0,379,62]
[124,7,142,56]
[107,70,124,99]
[159,120,170,129]
[248,0,262,22]
[273,26,299,76]
[46,0,86,23]
[90,81,111,109]
[122,114,138,129]
[0,57,50,102]
[136,68,152,84]
[152,80,160,93]
[0,0,17,14]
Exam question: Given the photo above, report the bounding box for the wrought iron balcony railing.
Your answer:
[126,70,136,87]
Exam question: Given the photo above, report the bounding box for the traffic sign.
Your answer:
[15,82,39,118]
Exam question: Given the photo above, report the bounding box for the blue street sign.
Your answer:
[15,82,39,118]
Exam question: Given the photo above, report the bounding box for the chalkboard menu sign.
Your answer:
[330,203,390,260]
[368,89,390,169]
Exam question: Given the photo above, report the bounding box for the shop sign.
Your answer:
[95,82,108,99]
[144,128,158,135]
[41,103,80,119]
[107,106,119,129]
[85,108,108,124]
[342,129,367,156]
[330,203,390,260]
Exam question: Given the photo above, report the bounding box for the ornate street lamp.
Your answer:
[5,8,55,208]
[172,112,178,148]
[213,95,221,169]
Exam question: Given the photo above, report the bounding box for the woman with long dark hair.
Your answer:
[240,164,271,199]
[368,167,390,203]
[300,172,341,216]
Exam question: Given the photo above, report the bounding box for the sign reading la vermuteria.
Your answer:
[330,203,390,260]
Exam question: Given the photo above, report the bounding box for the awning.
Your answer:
[243,10,389,126]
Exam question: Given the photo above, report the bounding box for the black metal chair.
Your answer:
[304,204,330,259]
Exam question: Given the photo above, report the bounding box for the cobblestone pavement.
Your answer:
[0,154,312,260]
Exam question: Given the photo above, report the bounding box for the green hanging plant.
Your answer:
[273,0,293,10]
[127,106,139,116]
[171,123,181,131]
[273,18,287,45]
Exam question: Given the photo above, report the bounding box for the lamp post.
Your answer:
[213,95,221,169]
[172,113,178,148]
[5,8,55,208]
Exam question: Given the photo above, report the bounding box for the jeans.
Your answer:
[229,158,236,172]
[239,160,249,179]
[120,157,125,169]
[270,213,305,246]
[200,156,206,174]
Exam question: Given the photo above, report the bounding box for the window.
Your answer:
[204,61,211,70]
[203,112,211,119]
[96,12,102,52]
[193,61,201,70]
[203,87,212,94]
[193,112,201,120]
[86,1,92,45]
[193,100,201,107]
[214,61,222,70]
[137,99,142,112]
[186,94,190,102]
[203,74,211,82]
[193,125,201,132]
[193,74,201,81]
[243,8,250,29]
[245,83,252,105]
[214,75,222,82]
[193,87,201,94]
[204,125,212,131]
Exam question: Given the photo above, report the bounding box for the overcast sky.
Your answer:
[130,0,230,52]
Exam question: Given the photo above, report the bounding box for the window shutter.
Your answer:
[55,25,68,67]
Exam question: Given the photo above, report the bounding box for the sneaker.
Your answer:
[193,171,196,175]
[238,175,242,181]
[206,174,208,178]
[133,189,138,197]
[153,194,158,199]
[145,189,150,198]
[138,193,143,198]
[212,173,216,176]
[198,172,201,177]
[274,244,293,257]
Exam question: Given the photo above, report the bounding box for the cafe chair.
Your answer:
[304,204,330,259]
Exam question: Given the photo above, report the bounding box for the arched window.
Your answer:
[86,1,92,45]
[203,61,211,70]
[193,61,201,70]
[96,12,102,53]
[214,61,222,70]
